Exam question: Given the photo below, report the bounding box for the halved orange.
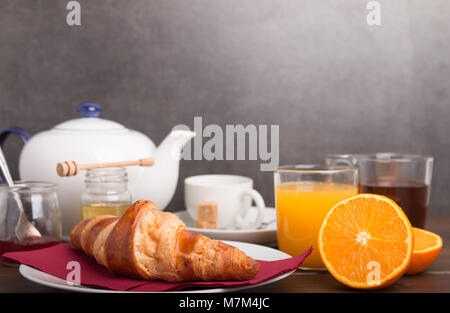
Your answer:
[406,227,442,275]
[318,194,414,289]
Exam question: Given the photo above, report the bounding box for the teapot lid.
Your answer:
[53,103,127,132]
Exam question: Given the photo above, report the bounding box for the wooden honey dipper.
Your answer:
[56,158,154,177]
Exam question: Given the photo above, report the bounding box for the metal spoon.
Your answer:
[0,147,41,240]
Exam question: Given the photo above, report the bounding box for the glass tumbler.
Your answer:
[274,165,358,270]
[326,153,433,228]
[0,181,61,265]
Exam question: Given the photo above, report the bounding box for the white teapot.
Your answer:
[0,103,195,239]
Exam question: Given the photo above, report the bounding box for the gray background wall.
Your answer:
[0,0,449,215]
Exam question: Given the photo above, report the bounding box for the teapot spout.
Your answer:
[154,129,196,162]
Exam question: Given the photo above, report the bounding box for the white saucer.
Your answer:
[174,207,277,246]
[19,240,292,293]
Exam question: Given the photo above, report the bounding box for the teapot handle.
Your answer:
[0,127,30,147]
[0,127,30,183]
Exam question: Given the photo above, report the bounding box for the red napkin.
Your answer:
[3,243,311,292]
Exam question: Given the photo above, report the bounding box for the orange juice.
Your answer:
[275,182,357,268]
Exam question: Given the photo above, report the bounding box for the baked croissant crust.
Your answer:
[70,200,260,282]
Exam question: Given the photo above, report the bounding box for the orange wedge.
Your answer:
[318,194,414,289]
[406,227,443,275]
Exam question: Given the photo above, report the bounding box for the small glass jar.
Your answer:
[81,167,132,219]
[0,181,61,265]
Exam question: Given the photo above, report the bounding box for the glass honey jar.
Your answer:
[81,167,132,219]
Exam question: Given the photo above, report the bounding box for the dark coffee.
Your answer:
[359,179,429,228]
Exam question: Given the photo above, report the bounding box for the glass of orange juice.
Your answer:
[274,165,358,270]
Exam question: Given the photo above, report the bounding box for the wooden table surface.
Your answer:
[1,215,449,293]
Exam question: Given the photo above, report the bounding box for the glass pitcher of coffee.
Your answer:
[326,153,433,228]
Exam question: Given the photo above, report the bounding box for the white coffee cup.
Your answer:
[184,175,265,230]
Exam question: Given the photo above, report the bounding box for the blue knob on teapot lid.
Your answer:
[77,103,102,118]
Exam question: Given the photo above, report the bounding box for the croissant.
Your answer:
[70,200,260,282]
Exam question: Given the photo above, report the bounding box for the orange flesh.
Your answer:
[319,194,413,288]
[413,228,441,251]
[406,227,442,275]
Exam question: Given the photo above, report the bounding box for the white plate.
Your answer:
[175,207,277,246]
[19,240,293,293]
